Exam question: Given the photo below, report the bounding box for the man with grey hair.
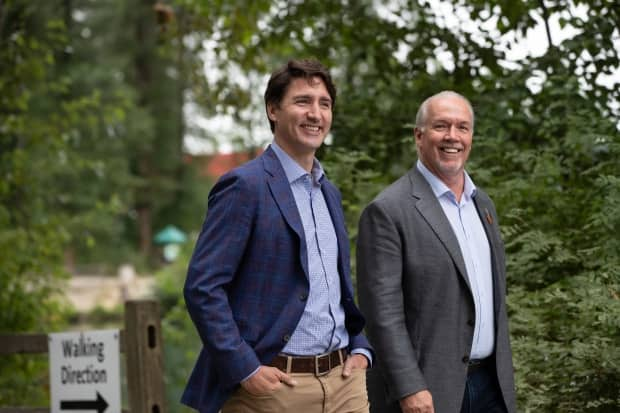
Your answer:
[357,91,516,413]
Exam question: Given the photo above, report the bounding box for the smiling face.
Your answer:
[415,94,473,189]
[267,76,332,169]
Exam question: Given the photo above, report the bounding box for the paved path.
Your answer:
[67,275,155,312]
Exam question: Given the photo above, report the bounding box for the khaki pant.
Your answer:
[222,365,369,413]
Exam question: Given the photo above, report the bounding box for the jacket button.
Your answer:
[467,320,474,326]
[462,355,470,363]
[283,334,290,342]
[299,293,308,301]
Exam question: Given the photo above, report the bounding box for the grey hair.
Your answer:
[415,91,475,131]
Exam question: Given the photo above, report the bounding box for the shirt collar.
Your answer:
[416,159,477,201]
[271,141,324,184]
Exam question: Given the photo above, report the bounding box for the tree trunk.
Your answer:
[137,205,152,256]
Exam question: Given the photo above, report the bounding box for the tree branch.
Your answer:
[538,0,554,48]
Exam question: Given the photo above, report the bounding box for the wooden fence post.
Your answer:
[123,300,166,413]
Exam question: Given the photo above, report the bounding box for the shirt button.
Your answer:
[283,334,290,343]
[462,355,470,364]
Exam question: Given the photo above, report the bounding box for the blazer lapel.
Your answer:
[321,179,349,278]
[474,195,504,317]
[409,168,472,291]
[262,146,309,278]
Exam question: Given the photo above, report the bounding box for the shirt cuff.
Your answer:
[240,366,261,383]
[351,348,373,367]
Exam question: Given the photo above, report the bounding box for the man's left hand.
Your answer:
[342,353,368,377]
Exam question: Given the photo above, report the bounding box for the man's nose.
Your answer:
[307,102,320,119]
[446,125,459,138]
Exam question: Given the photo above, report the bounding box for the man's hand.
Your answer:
[341,353,369,377]
[399,390,434,413]
[241,366,297,396]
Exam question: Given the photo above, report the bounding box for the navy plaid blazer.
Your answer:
[181,146,369,413]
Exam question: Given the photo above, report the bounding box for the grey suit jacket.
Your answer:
[357,166,516,413]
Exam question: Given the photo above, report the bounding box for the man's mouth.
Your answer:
[301,124,321,133]
[441,147,462,154]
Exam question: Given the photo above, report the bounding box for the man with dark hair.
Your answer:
[357,91,516,413]
[182,59,372,413]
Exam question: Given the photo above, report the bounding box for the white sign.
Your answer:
[49,329,121,413]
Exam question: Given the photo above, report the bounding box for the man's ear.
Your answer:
[267,103,278,122]
[414,127,422,142]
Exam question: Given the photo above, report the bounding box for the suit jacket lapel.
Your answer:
[321,179,348,278]
[262,146,309,279]
[474,195,503,317]
[409,168,472,291]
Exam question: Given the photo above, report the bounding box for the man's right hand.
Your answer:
[399,390,434,413]
[240,366,297,396]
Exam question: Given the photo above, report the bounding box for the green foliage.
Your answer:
[161,300,200,413]
[320,147,384,282]
[497,123,620,411]
[1,1,72,405]
[154,244,201,413]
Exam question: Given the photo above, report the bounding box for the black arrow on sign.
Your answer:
[60,391,109,413]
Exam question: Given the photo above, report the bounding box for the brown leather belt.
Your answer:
[467,357,493,374]
[270,349,347,376]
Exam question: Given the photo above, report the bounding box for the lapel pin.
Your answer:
[485,208,493,225]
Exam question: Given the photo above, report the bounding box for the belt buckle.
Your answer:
[314,353,331,376]
[467,358,487,374]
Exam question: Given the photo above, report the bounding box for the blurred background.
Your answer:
[1,0,618,411]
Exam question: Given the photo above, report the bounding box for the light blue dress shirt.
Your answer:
[417,160,495,359]
[272,142,371,362]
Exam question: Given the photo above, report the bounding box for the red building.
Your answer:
[184,148,264,181]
